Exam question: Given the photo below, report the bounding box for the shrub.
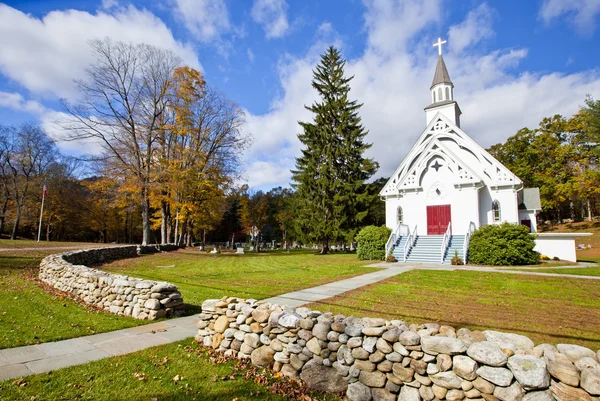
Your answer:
[468,223,539,266]
[355,225,392,261]
[540,255,550,261]
[450,250,464,265]
[386,253,397,263]
[553,256,560,261]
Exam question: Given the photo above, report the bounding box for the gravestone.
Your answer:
[236,247,245,254]
[210,248,218,254]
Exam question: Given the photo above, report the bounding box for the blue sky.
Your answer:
[1,0,600,189]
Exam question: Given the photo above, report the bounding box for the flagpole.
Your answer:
[37,183,46,242]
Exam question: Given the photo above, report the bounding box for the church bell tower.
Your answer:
[425,38,462,127]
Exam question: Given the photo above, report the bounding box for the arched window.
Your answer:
[492,200,501,222]
[433,91,436,103]
[445,87,450,100]
[438,87,443,101]
[397,206,403,224]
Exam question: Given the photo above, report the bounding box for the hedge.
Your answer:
[355,225,392,261]
[468,222,539,266]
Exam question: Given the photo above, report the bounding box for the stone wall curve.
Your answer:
[39,245,184,320]
[197,297,600,401]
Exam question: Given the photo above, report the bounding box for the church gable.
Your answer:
[381,113,521,197]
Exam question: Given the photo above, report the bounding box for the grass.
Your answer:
[0,339,340,401]
[306,269,600,350]
[0,239,101,249]
[0,246,376,349]
[521,266,600,276]
[101,249,377,315]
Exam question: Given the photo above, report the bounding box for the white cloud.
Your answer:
[172,0,231,42]
[101,0,118,10]
[247,48,255,63]
[0,92,47,115]
[448,3,494,54]
[0,4,200,100]
[539,0,600,34]
[251,0,289,39]
[241,0,600,189]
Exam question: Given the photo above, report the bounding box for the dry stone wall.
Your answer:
[39,245,184,320]
[196,297,600,401]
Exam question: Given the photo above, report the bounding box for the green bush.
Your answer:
[355,225,392,261]
[468,223,539,266]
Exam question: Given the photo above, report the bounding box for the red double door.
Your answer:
[427,205,451,235]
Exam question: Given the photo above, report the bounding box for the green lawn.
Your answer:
[522,266,600,276]
[101,249,377,315]
[306,269,600,350]
[0,339,340,401]
[0,247,376,349]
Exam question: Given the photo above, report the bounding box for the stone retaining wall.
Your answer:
[39,245,184,320]
[196,297,600,401]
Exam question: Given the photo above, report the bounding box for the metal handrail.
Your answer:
[463,222,476,264]
[403,225,418,262]
[385,222,402,256]
[440,222,452,264]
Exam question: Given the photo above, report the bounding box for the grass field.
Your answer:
[519,266,600,276]
[0,244,376,349]
[0,339,339,401]
[306,269,600,350]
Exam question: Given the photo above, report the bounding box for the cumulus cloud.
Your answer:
[251,0,290,39]
[172,0,231,43]
[241,0,600,189]
[0,92,47,115]
[539,0,600,34]
[0,4,200,99]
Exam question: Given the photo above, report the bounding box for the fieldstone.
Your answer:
[432,384,447,399]
[354,360,376,372]
[372,388,396,401]
[333,361,350,376]
[437,354,453,372]
[400,331,421,346]
[476,366,514,387]
[483,330,534,351]
[556,344,597,363]
[581,367,600,395]
[411,359,427,375]
[507,355,549,390]
[363,337,378,353]
[369,350,385,363]
[386,352,402,362]
[299,361,347,393]
[465,388,480,398]
[421,336,467,356]
[201,299,219,312]
[348,337,363,348]
[394,342,410,356]
[522,390,554,401]
[575,357,598,371]
[376,338,393,353]
[353,347,370,359]
[346,325,365,337]
[446,389,465,401]
[398,385,422,401]
[378,360,393,372]
[473,376,495,394]
[547,360,579,386]
[493,381,524,401]
[307,337,321,355]
[431,371,463,389]
[467,342,508,367]
[347,381,372,401]
[312,322,331,340]
[419,385,434,401]
[244,333,260,348]
[414,373,432,386]
[382,328,402,343]
[144,298,161,310]
[274,352,289,364]
[250,346,275,367]
[550,380,593,401]
[298,318,314,330]
[453,355,478,380]
[392,364,415,382]
[251,308,270,323]
[427,363,439,375]
[214,315,230,333]
[359,370,386,387]
[363,326,388,336]
[278,313,301,328]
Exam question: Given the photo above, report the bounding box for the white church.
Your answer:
[380,38,542,264]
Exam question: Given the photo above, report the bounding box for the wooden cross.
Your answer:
[433,37,447,56]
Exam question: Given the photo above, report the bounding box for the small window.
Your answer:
[438,87,443,101]
[397,206,403,224]
[445,87,450,100]
[492,200,501,222]
[433,91,436,103]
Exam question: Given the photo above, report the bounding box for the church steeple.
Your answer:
[425,38,462,127]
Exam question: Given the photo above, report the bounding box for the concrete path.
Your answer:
[0,316,198,381]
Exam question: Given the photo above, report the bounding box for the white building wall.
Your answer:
[534,236,577,262]
[425,104,459,127]
[479,187,519,226]
[518,210,538,233]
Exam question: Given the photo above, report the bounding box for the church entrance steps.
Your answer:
[442,235,466,264]
[391,234,466,264]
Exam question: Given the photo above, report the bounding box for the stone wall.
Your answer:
[39,245,184,320]
[196,297,600,401]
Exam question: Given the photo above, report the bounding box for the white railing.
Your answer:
[440,222,452,264]
[403,225,417,262]
[385,223,409,257]
[463,222,476,264]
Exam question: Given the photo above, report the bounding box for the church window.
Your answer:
[438,87,443,101]
[397,206,403,224]
[445,87,450,100]
[433,91,436,103]
[492,200,501,222]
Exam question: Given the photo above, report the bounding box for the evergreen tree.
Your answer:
[292,46,377,254]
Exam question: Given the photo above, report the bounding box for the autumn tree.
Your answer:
[240,189,269,251]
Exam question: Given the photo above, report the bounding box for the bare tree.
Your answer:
[61,38,182,244]
[0,126,14,234]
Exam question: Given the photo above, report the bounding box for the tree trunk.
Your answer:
[0,195,8,234]
[160,200,169,245]
[320,238,329,254]
[141,186,151,245]
[11,203,22,240]
[174,208,179,245]
[588,198,593,222]
[46,222,52,242]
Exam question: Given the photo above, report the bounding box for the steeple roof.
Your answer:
[430,55,453,89]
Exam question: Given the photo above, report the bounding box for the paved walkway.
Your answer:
[2,260,599,381]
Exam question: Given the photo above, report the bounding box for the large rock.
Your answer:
[144,298,161,310]
[522,391,553,401]
[399,331,421,346]
[547,360,579,387]
[398,385,422,401]
[312,322,331,340]
[392,364,415,382]
[453,355,478,380]
[467,341,508,367]
[201,299,219,312]
[372,388,396,401]
[550,380,593,401]
[556,344,597,363]
[430,371,463,389]
[359,370,386,387]
[581,367,600,395]
[250,346,275,367]
[476,366,514,387]
[493,381,525,401]
[421,336,467,356]
[507,355,550,390]
[214,315,230,333]
[278,313,301,328]
[251,308,270,323]
[347,381,372,401]
[299,361,347,393]
[483,330,534,351]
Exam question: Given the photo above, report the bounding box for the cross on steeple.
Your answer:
[433,37,447,56]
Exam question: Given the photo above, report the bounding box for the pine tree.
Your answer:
[292,46,377,254]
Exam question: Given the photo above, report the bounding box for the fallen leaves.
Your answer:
[12,378,27,387]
